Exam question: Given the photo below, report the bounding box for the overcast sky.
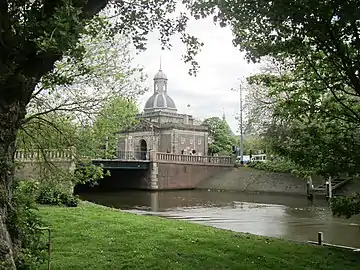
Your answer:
[132,14,259,134]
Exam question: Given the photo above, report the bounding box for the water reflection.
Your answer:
[78,189,360,248]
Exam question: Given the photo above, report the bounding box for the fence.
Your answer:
[114,151,149,161]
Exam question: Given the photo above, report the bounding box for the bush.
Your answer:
[331,194,360,219]
[7,180,47,269]
[248,160,295,173]
[248,159,314,178]
[36,182,79,207]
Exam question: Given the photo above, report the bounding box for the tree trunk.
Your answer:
[0,100,27,269]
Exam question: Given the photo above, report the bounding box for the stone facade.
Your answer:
[117,68,208,156]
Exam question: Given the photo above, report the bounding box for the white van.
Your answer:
[236,155,250,164]
[251,154,267,162]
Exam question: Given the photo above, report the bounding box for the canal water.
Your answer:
[78,190,360,248]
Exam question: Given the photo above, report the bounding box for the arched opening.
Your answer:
[139,139,147,160]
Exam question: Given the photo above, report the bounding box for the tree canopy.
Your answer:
[185,0,360,218]
[187,0,360,122]
[1,1,204,268]
[202,117,236,155]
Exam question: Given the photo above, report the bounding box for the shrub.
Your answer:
[248,159,314,178]
[7,180,47,269]
[59,193,79,207]
[36,182,79,207]
[248,160,295,173]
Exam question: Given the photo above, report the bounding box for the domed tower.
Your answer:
[144,68,177,113]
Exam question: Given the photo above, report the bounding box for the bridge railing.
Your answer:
[155,152,232,164]
[15,148,75,162]
[114,151,149,161]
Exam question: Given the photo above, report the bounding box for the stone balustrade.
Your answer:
[15,148,75,162]
[155,152,232,165]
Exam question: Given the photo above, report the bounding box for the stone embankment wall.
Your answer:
[15,160,75,180]
[14,148,75,180]
[156,163,231,189]
[197,167,360,196]
[150,152,233,190]
[197,167,322,195]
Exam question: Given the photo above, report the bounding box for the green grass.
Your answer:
[39,202,360,270]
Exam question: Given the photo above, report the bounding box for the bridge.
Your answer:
[90,150,233,190]
[91,151,232,168]
[15,148,234,190]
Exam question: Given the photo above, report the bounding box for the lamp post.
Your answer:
[239,84,244,163]
[231,81,244,163]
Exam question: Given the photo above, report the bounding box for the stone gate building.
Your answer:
[117,68,208,156]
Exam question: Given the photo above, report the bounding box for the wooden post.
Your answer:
[326,181,330,198]
[328,176,332,199]
[307,176,314,201]
[318,232,323,245]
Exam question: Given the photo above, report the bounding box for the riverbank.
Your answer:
[198,167,317,194]
[39,202,360,269]
[198,167,360,196]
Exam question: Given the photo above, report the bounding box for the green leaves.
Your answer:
[78,96,139,158]
[331,194,360,219]
[202,117,236,155]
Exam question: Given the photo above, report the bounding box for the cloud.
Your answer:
[132,14,258,134]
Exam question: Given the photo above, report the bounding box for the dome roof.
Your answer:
[154,69,167,80]
[144,92,176,111]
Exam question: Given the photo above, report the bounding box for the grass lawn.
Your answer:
[39,202,360,270]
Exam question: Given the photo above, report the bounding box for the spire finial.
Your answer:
[159,55,162,70]
[222,107,226,120]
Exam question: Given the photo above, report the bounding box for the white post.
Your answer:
[318,232,324,245]
[328,176,332,199]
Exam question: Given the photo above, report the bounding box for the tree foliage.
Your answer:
[185,1,360,218]
[78,96,139,158]
[186,0,360,98]
[1,1,204,268]
[202,117,236,155]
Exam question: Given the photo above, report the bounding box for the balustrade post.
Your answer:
[149,150,157,162]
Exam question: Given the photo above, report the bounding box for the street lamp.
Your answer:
[239,84,244,163]
[231,80,245,163]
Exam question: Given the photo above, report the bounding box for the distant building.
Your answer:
[116,67,208,156]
